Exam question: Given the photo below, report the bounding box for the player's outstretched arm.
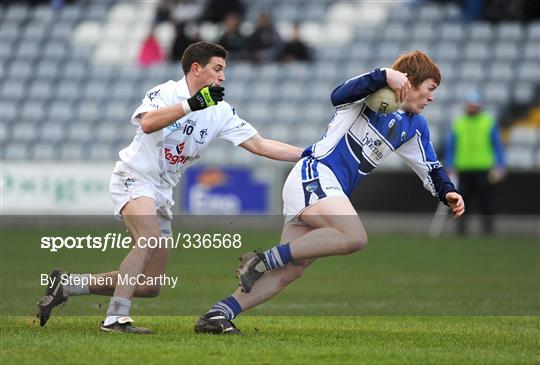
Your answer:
[445,191,465,218]
[240,134,303,162]
[140,85,224,134]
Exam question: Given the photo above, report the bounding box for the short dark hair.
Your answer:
[181,41,228,74]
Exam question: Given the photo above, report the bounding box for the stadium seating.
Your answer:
[1,0,539,169]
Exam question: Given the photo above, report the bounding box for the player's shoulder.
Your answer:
[412,113,429,131]
[143,80,177,99]
[215,100,238,117]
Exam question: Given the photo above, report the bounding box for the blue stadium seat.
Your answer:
[76,102,101,123]
[111,82,137,102]
[16,41,42,60]
[59,143,85,160]
[48,101,74,123]
[50,23,74,40]
[484,82,510,103]
[464,42,491,61]
[418,4,444,22]
[459,62,486,82]
[87,143,116,160]
[1,80,26,101]
[523,41,540,61]
[11,122,40,143]
[468,22,493,41]
[36,61,61,81]
[105,102,130,122]
[40,122,67,143]
[440,23,466,41]
[32,5,55,23]
[493,42,519,60]
[434,42,459,61]
[23,23,49,42]
[43,41,68,61]
[29,81,53,102]
[21,101,46,122]
[405,42,431,55]
[62,61,88,81]
[83,81,109,102]
[96,123,120,143]
[526,21,540,40]
[411,23,437,42]
[0,101,18,123]
[487,62,513,82]
[67,122,93,142]
[516,62,540,82]
[5,5,30,23]
[497,22,524,41]
[56,81,80,101]
[512,83,535,103]
[3,142,29,160]
[505,147,534,169]
[31,142,58,160]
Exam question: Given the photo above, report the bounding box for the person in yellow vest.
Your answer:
[446,90,506,235]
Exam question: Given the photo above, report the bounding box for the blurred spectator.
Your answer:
[138,29,166,67]
[244,12,283,64]
[169,22,200,64]
[445,91,506,235]
[218,13,246,60]
[153,0,176,25]
[199,0,245,23]
[170,0,204,24]
[279,23,312,63]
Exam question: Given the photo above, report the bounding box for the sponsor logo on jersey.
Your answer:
[195,128,208,144]
[165,142,190,165]
[169,119,197,132]
[164,148,191,165]
[176,142,185,154]
[401,131,407,142]
[361,135,384,160]
[305,181,319,193]
[123,178,136,188]
[235,121,247,129]
[169,121,182,132]
[147,89,160,101]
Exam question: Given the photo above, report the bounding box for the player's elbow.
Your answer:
[140,116,156,134]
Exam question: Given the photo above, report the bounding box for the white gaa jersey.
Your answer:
[117,77,258,188]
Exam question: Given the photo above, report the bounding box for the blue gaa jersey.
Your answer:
[303,68,457,204]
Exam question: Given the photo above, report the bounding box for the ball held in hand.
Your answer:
[365,87,402,114]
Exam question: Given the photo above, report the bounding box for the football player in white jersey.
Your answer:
[195,51,465,334]
[37,42,303,333]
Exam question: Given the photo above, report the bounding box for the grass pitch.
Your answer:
[0,226,538,364]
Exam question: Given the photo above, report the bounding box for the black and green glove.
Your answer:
[187,85,225,111]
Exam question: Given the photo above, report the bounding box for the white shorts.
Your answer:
[282,157,347,224]
[109,163,174,236]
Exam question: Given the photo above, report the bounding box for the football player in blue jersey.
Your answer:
[195,50,465,334]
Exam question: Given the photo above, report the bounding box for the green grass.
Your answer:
[1,226,539,364]
[1,316,538,365]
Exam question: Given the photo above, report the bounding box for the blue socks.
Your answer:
[263,242,294,270]
[209,296,242,320]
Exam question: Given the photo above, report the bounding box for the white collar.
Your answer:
[177,76,190,98]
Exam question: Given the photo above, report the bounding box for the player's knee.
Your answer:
[341,233,368,255]
[138,285,161,298]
